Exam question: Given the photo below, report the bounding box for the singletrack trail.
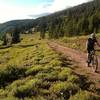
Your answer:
[48,42,100,88]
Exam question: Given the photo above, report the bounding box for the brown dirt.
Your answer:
[48,41,100,89]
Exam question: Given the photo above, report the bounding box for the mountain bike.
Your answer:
[87,50,99,72]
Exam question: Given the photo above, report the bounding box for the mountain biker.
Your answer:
[86,33,100,67]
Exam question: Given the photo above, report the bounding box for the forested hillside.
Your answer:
[0,19,36,32]
[38,0,100,38]
[0,0,100,38]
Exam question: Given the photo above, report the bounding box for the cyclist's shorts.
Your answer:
[87,48,94,53]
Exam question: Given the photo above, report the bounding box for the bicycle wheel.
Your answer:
[92,55,98,72]
[87,54,91,67]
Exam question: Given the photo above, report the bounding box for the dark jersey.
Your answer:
[87,38,97,51]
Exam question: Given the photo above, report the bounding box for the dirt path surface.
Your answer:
[48,42,100,88]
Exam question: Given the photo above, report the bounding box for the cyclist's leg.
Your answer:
[87,50,91,67]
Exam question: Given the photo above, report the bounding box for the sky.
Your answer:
[0,0,89,23]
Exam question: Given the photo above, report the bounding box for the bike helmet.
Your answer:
[90,33,96,39]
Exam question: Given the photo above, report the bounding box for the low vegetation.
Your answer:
[0,34,99,100]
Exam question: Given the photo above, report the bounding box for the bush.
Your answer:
[7,78,42,98]
[1,96,19,100]
[25,66,43,76]
[44,71,59,82]
[35,72,49,79]
[39,81,51,90]
[50,82,80,99]
[0,66,26,87]
[69,91,97,100]
[68,75,80,84]
[49,59,62,67]
[58,68,72,81]
[39,89,50,96]
[0,89,8,98]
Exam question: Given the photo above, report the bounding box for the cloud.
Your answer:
[43,4,52,8]
[0,0,52,23]
[49,0,68,12]
[49,0,88,13]
[0,0,89,23]
[28,2,52,19]
[29,13,50,18]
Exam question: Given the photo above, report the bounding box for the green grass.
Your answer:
[0,34,99,100]
[69,90,100,100]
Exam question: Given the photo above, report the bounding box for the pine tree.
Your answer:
[12,27,20,43]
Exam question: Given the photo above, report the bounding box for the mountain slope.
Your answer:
[0,19,36,36]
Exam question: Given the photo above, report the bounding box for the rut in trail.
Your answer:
[48,42,100,88]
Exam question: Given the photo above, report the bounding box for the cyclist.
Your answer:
[86,33,100,67]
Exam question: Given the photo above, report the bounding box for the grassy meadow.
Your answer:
[0,34,99,100]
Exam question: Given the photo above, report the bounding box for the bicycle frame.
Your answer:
[88,50,98,72]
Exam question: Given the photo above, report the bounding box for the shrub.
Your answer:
[0,89,8,98]
[0,66,26,87]
[25,66,43,76]
[69,91,97,100]
[1,96,19,100]
[58,68,72,81]
[39,89,50,96]
[35,72,49,79]
[39,57,52,64]
[8,78,42,98]
[50,82,80,99]
[49,59,62,67]
[67,75,80,84]
[39,81,51,90]
[41,66,54,73]
[44,71,59,82]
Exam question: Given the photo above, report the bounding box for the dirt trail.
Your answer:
[48,42,100,88]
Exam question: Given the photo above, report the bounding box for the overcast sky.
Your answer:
[0,0,89,23]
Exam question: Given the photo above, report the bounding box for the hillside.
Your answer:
[0,0,100,39]
[0,19,35,36]
[38,0,100,38]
